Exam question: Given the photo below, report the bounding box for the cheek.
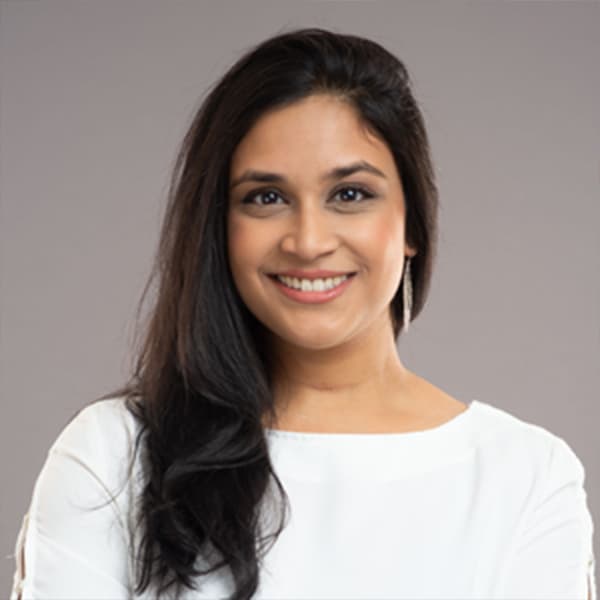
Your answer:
[353,213,405,267]
[381,219,405,261]
[227,218,249,268]
[227,217,268,282]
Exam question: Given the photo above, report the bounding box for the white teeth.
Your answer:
[276,274,350,292]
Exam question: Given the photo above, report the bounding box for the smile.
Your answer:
[268,273,356,304]
[276,274,350,292]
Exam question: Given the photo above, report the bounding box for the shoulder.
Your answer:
[53,395,140,450]
[468,401,594,557]
[469,400,589,501]
[472,400,584,462]
[472,402,595,597]
[14,397,143,598]
[48,396,142,481]
[30,395,145,517]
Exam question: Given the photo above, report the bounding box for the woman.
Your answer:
[10,27,596,600]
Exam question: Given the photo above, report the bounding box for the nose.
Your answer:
[279,202,338,261]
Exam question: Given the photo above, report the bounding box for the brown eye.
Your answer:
[333,186,375,203]
[242,189,284,206]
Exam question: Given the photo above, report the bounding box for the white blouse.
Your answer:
[10,397,597,599]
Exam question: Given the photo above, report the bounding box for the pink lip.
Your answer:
[271,269,356,279]
[269,273,355,304]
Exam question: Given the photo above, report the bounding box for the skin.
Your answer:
[227,93,466,433]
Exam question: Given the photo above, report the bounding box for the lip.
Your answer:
[268,272,356,304]
[269,269,356,279]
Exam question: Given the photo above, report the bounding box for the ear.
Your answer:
[405,244,417,258]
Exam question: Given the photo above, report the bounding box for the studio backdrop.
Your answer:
[1,0,598,593]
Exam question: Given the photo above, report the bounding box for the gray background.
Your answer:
[1,0,598,593]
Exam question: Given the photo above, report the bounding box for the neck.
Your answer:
[265,314,413,428]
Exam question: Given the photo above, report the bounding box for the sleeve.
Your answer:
[501,435,596,600]
[9,401,136,600]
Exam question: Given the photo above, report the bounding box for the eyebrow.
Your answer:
[229,160,387,190]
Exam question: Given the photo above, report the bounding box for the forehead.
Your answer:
[229,94,397,182]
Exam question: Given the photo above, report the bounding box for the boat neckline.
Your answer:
[264,399,481,440]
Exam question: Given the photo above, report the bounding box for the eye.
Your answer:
[332,185,374,204]
[240,184,375,208]
[241,189,284,206]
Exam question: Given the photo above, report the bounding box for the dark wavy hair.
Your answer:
[98,26,439,600]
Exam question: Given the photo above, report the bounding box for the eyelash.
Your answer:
[241,185,376,207]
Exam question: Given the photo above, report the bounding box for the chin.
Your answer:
[276,327,352,351]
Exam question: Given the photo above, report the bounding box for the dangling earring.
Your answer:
[402,256,413,334]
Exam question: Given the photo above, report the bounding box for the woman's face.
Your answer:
[227,93,415,351]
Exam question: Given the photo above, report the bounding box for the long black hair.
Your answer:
[98,26,439,600]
